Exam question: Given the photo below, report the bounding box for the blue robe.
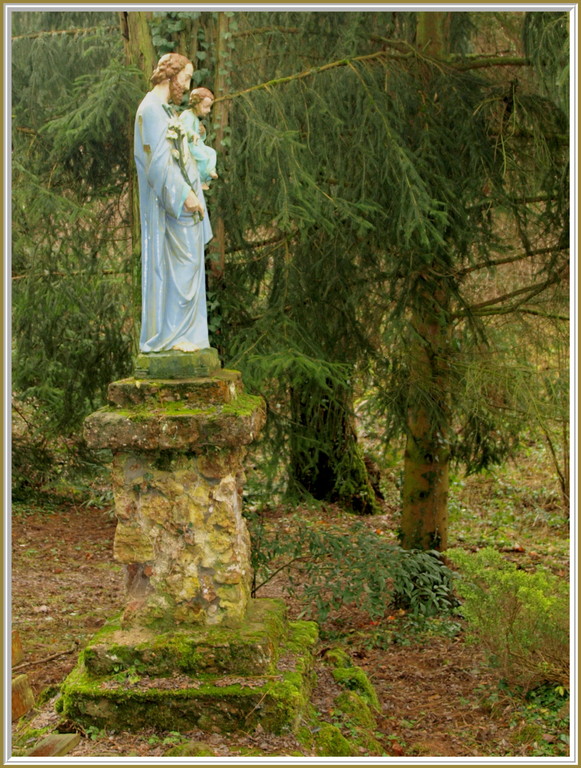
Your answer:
[134,91,213,353]
[180,109,218,184]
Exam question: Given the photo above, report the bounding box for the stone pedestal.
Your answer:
[83,358,264,629]
[59,350,318,733]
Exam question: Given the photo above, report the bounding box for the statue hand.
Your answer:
[184,190,204,218]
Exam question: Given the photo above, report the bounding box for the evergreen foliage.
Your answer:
[11,11,569,537]
[11,11,143,447]
[202,11,568,525]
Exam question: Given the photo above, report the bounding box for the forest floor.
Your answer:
[11,439,571,760]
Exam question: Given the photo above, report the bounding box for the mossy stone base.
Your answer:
[134,348,221,379]
[58,600,319,734]
[83,391,266,453]
[83,599,287,677]
[108,370,243,409]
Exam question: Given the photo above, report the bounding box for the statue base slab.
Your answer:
[58,599,319,734]
[134,348,221,379]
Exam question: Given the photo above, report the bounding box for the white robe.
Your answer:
[134,91,213,353]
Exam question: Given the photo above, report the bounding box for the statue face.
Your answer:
[176,63,194,92]
[169,62,194,105]
[194,96,214,118]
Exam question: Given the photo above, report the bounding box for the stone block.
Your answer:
[12,674,35,721]
[84,393,266,453]
[12,630,24,666]
[113,522,155,564]
[83,600,288,678]
[108,370,243,408]
[134,348,221,379]
[26,733,81,757]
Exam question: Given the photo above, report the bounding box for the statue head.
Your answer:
[189,87,215,118]
[151,53,194,105]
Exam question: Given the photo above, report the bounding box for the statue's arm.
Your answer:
[137,101,192,219]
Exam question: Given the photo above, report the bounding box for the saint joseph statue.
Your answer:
[134,53,213,353]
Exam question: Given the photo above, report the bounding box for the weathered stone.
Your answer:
[84,394,266,453]
[108,370,243,408]
[84,600,288,678]
[12,674,35,721]
[134,348,221,379]
[113,522,155,564]
[26,733,81,757]
[59,608,318,734]
[198,447,246,479]
[12,630,24,666]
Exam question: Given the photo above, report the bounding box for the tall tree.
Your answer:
[211,10,569,539]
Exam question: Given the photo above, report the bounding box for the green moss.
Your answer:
[331,666,380,710]
[313,723,356,756]
[59,605,317,735]
[221,393,263,417]
[322,646,351,668]
[107,394,260,421]
[285,620,319,653]
[83,600,290,678]
[164,741,215,757]
[333,690,376,729]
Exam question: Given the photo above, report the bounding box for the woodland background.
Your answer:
[11,8,572,759]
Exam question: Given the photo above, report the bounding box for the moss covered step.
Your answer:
[134,348,221,379]
[108,370,244,409]
[58,620,319,734]
[83,393,266,452]
[83,599,288,678]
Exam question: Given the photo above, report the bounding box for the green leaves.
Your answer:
[248,512,458,624]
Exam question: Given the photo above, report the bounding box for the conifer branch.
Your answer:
[12,25,116,41]
[451,55,530,71]
[213,50,408,103]
[517,309,569,321]
[232,26,300,38]
[456,268,567,318]
[458,246,569,277]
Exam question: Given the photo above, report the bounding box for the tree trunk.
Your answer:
[289,382,380,515]
[399,12,453,550]
[208,12,230,281]
[119,12,157,353]
[400,283,451,550]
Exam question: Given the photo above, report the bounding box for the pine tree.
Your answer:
[11,11,143,443]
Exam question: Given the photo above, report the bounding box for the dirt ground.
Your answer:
[11,474,570,759]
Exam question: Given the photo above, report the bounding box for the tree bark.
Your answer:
[119,12,157,353]
[208,12,231,281]
[398,12,455,550]
[400,283,451,550]
[289,381,380,515]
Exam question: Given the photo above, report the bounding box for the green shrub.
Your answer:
[447,547,569,691]
[247,512,457,624]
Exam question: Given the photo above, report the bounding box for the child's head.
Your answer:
[189,87,214,118]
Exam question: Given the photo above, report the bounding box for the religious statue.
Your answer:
[180,87,219,191]
[134,53,213,353]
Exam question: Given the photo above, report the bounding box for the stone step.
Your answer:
[83,599,289,678]
[84,392,266,452]
[108,369,243,409]
[59,617,318,735]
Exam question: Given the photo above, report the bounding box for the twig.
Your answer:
[13,644,78,672]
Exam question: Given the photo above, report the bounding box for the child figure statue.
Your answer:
[180,87,218,191]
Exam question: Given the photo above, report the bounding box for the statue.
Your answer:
[181,87,219,191]
[134,53,213,354]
